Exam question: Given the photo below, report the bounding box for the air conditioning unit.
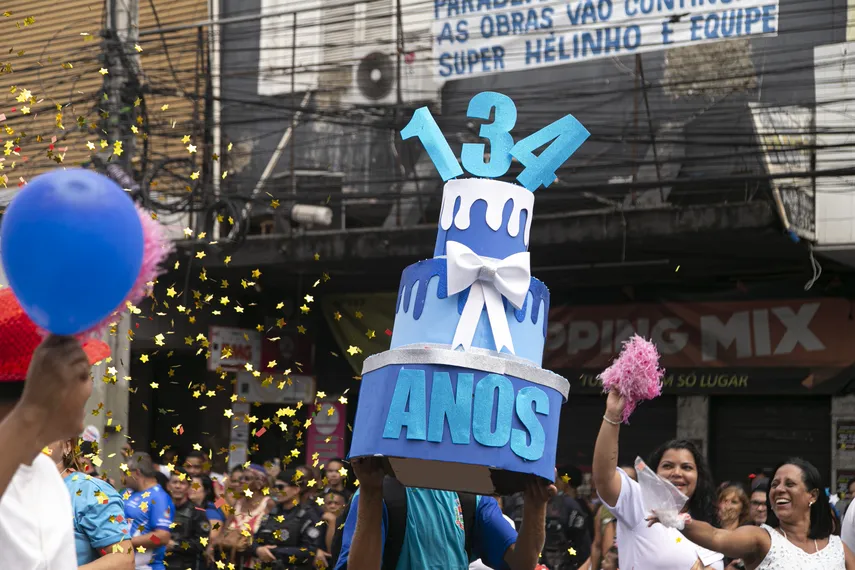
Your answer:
[342,37,436,107]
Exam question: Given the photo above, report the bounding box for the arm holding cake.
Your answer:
[502,479,556,570]
[347,457,386,570]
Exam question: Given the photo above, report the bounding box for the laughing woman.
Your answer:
[592,391,724,570]
[651,458,855,570]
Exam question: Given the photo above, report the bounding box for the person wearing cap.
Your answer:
[0,287,118,569]
[164,466,210,570]
[249,468,324,569]
[124,451,175,570]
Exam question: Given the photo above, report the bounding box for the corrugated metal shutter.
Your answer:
[258,0,321,96]
[557,395,677,469]
[138,0,209,195]
[709,396,832,486]
[0,1,105,187]
[0,0,208,197]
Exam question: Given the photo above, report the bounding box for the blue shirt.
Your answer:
[334,488,516,570]
[64,473,130,565]
[124,484,175,570]
[205,501,226,523]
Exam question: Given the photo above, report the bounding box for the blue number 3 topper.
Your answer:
[400,92,590,191]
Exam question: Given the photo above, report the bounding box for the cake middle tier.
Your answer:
[390,258,550,366]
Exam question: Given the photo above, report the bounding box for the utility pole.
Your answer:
[90,0,140,477]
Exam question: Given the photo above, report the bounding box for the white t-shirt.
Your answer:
[0,453,77,569]
[843,499,855,553]
[600,468,724,570]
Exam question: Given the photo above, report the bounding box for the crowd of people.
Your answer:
[2,288,855,570]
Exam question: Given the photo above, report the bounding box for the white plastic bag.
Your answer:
[634,456,689,527]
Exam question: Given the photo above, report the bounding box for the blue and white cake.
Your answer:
[350,177,571,495]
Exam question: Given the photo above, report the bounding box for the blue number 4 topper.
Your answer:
[510,114,590,192]
[400,91,590,191]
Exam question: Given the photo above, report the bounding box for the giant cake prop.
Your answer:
[349,91,590,495]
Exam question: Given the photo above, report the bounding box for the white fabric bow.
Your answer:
[445,241,531,354]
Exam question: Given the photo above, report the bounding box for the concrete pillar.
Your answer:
[676,395,710,459]
[832,395,855,493]
[85,312,131,478]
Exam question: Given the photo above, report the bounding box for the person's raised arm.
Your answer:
[649,514,769,562]
[346,458,386,570]
[845,542,855,570]
[592,391,626,507]
[0,336,93,500]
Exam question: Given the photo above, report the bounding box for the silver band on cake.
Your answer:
[362,343,571,400]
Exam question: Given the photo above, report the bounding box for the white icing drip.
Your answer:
[439,179,535,245]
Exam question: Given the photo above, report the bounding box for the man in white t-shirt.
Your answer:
[0,287,118,568]
[843,497,855,555]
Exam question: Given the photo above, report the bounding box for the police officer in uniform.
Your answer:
[165,467,211,570]
[542,465,592,570]
[250,469,324,570]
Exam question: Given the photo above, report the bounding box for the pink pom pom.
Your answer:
[598,334,664,423]
[76,205,173,339]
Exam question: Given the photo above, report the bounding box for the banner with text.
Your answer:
[433,0,780,80]
[545,298,855,393]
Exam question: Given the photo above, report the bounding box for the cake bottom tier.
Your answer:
[349,344,570,495]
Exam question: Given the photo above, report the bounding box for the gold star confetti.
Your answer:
[99,68,109,75]
[568,548,577,556]
[186,144,197,154]
[139,354,149,363]
[334,312,342,321]
[86,141,95,151]
[161,104,169,111]
[134,43,143,52]
[347,346,362,356]
[354,311,364,319]
[190,171,200,180]
[366,330,376,339]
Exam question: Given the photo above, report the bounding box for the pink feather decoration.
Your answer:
[77,205,173,339]
[598,334,665,423]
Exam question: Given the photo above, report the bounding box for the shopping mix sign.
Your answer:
[432,0,780,80]
[544,299,855,370]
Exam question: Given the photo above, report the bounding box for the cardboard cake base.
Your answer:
[349,344,570,495]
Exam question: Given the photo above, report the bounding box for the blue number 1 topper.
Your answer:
[400,92,590,192]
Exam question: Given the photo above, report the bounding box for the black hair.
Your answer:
[171,466,190,480]
[192,474,217,504]
[848,478,855,491]
[230,465,243,475]
[751,481,770,494]
[768,458,832,540]
[557,464,583,490]
[186,450,206,461]
[648,439,718,525]
[325,489,348,503]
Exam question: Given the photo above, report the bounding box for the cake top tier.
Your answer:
[434,179,534,259]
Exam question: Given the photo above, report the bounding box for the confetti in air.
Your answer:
[598,334,665,424]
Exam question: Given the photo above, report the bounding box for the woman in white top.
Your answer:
[593,391,724,570]
[651,458,855,569]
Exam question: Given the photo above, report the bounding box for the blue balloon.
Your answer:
[1,169,144,335]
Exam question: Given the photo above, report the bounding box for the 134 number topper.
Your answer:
[401,91,590,192]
